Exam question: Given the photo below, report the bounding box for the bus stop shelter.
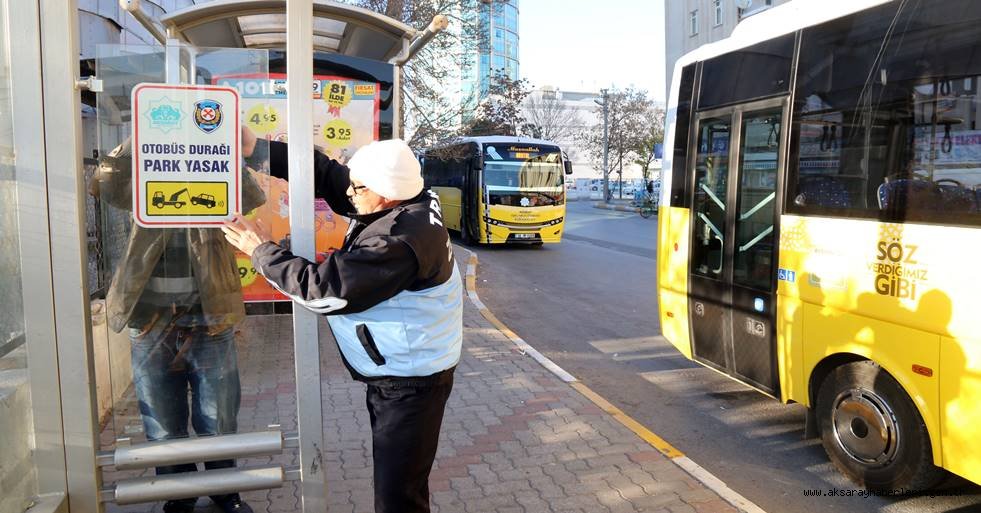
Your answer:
[0,1,444,512]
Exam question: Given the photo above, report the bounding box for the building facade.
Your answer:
[664,0,791,95]
[463,0,519,101]
[454,0,519,125]
[402,0,519,138]
[520,87,599,181]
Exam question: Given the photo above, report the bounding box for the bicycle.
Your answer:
[638,196,657,219]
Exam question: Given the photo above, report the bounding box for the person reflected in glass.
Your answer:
[90,139,265,513]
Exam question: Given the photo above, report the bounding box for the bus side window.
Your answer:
[788,0,981,226]
[670,65,697,208]
[698,34,795,111]
[423,154,448,187]
[422,155,436,186]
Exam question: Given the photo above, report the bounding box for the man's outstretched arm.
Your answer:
[244,129,355,217]
[221,213,418,315]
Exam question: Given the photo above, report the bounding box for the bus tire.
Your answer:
[815,360,946,491]
[460,218,474,246]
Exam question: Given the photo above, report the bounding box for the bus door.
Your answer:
[687,97,788,395]
[459,145,482,243]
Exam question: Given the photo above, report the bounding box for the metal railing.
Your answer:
[98,431,295,504]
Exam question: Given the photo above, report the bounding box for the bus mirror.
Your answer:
[471,157,482,170]
[564,161,573,175]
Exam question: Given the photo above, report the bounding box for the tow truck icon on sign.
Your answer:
[152,188,188,209]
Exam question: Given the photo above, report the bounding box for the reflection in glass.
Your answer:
[93,119,266,513]
[0,14,24,361]
[92,45,273,513]
[0,3,39,508]
[791,0,981,225]
[734,111,780,291]
[692,117,731,278]
[699,34,794,111]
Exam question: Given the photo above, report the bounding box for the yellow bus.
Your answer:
[658,0,981,491]
[422,136,571,244]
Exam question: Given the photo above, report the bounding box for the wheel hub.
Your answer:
[831,388,899,465]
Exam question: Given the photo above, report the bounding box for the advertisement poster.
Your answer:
[216,73,381,301]
[914,127,981,166]
[131,83,240,228]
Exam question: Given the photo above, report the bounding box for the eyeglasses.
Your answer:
[348,184,368,197]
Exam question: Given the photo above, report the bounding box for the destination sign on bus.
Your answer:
[508,146,541,159]
[485,145,561,161]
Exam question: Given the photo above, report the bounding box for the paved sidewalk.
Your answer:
[100,254,742,513]
[419,299,739,512]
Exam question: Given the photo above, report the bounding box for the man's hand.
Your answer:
[222,214,273,257]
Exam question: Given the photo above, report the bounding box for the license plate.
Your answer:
[514,233,535,239]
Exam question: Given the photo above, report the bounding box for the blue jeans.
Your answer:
[130,322,242,503]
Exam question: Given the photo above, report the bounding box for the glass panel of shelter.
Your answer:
[1,2,55,508]
[90,44,302,512]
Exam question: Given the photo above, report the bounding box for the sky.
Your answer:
[518,0,666,101]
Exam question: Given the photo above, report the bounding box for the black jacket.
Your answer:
[250,141,463,379]
[250,141,454,315]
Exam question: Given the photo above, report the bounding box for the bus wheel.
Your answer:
[815,361,945,491]
[459,219,474,246]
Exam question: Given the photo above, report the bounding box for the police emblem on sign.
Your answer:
[194,99,223,133]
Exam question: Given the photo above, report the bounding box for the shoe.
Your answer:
[214,496,253,513]
[163,499,197,513]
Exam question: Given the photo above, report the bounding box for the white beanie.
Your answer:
[347,139,423,201]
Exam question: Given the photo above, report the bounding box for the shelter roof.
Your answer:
[160,0,416,61]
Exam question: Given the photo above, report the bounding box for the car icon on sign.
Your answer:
[191,193,217,208]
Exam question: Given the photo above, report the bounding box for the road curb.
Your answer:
[455,245,767,513]
[463,251,577,383]
[592,201,644,213]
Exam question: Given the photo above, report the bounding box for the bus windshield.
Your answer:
[483,144,565,207]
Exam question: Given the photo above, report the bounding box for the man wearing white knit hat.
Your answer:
[223,134,462,513]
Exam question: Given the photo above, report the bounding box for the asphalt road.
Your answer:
[465,200,981,513]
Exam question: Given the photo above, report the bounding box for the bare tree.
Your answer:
[576,87,656,197]
[464,70,532,136]
[350,0,512,148]
[632,103,666,184]
[521,90,581,141]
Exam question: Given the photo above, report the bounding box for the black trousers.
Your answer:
[365,369,454,513]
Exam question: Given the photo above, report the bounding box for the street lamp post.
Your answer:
[594,89,610,203]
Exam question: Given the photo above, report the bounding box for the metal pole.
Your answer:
[393,65,402,138]
[601,89,610,203]
[113,467,284,505]
[39,0,102,511]
[110,431,284,470]
[165,38,181,84]
[10,0,69,501]
[286,1,328,511]
[118,0,167,45]
[392,15,449,66]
